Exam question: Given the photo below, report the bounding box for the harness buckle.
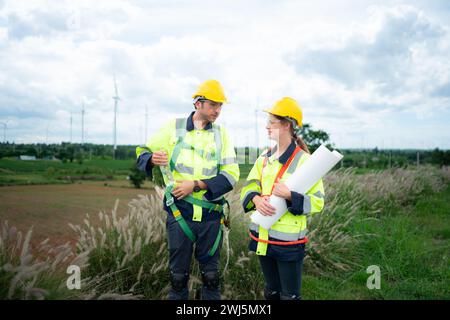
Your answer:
[166,196,174,207]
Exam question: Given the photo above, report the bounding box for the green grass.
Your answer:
[0,158,257,186]
[301,185,450,300]
[0,158,134,173]
[0,158,136,186]
[238,164,253,179]
[0,174,72,186]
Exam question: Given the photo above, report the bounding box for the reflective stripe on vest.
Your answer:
[250,222,308,241]
[249,231,308,246]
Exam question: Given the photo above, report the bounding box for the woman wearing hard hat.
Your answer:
[240,97,325,300]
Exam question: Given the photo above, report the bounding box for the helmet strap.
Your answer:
[193,96,206,105]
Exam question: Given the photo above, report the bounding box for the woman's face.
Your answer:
[266,114,290,141]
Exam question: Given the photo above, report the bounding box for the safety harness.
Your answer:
[252,145,309,246]
[164,118,229,263]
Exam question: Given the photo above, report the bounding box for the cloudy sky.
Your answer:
[0,0,449,149]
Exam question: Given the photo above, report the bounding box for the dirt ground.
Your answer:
[0,182,157,249]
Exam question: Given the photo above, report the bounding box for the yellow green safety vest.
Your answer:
[137,117,240,222]
[240,147,325,256]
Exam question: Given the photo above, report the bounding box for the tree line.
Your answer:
[0,122,448,167]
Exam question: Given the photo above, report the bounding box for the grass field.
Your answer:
[0,164,449,300]
[301,184,450,299]
[0,182,156,249]
[0,158,135,186]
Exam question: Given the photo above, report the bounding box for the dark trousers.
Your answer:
[258,253,304,300]
[166,213,222,300]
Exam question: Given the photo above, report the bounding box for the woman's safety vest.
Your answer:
[240,146,325,256]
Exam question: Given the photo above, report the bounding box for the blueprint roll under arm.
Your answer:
[250,144,344,230]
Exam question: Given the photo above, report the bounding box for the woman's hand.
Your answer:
[272,182,292,200]
[253,195,276,216]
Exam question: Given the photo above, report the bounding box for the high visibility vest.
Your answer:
[240,147,325,256]
[137,117,239,222]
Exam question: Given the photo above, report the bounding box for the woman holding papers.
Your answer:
[240,97,325,300]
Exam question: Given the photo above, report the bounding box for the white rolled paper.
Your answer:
[250,144,344,230]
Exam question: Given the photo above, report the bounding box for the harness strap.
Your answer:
[164,184,225,262]
[261,146,301,196]
[171,207,196,242]
[183,195,224,212]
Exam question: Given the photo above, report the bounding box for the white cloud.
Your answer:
[0,0,449,149]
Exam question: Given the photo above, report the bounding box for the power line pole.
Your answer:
[81,103,85,144]
[70,112,73,143]
[0,120,8,142]
[145,105,148,145]
[254,108,259,157]
[112,75,120,159]
[46,124,49,144]
[389,150,392,169]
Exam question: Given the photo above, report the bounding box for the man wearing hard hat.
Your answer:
[136,80,239,300]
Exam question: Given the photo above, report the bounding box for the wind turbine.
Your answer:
[112,75,121,159]
[254,109,259,157]
[0,120,9,142]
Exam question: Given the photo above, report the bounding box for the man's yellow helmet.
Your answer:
[192,79,228,103]
[264,97,303,127]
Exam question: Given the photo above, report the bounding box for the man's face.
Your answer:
[197,100,222,122]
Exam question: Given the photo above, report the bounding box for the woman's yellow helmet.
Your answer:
[264,97,302,127]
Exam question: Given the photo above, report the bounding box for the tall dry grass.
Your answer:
[68,191,170,299]
[306,165,450,274]
[0,221,89,299]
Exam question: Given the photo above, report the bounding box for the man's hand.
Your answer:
[151,151,168,166]
[253,195,276,216]
[172,180,195,200]
[272,182,292,200]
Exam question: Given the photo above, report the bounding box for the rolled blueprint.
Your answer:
[250,144,344,230]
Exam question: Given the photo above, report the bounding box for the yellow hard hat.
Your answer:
[264,97,303,127]
[192,79,228,103]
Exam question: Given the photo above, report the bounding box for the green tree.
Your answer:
[129,165,146,188]
[299,123,334,153]
[75,151,84,164]
[430,148,450,166]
